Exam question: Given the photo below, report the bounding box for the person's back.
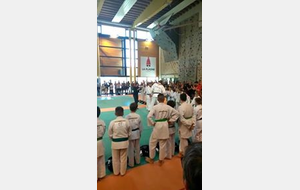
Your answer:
[148,102,172,139]
[146,94,178,165]
[126,103,143,167]
[193,98,202,142]
[97,107,106,180]
[166,100,179,159]
[178,93,195,157]
[108,107,131,176]
[109,117,130,149]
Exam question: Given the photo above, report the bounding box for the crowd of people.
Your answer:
[98,79,202,105]
[97,80,202,190]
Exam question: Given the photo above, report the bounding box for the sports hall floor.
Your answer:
[97,95,185,190]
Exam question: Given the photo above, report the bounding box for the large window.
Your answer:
[99,38,125,76]
[98,24,153,77]
[101,25,126,37]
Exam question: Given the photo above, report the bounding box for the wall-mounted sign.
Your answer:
[141,56,156,77]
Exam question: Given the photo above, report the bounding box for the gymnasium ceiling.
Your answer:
[97,0,201,30]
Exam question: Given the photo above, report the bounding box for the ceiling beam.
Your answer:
[147,0,196,29]
[97,19,150,32]
[169,1,201,26]
[112,0,138,23]
[97,0,105,17]
[132,0,173,28]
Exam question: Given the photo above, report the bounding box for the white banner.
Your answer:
[141,56,156,77]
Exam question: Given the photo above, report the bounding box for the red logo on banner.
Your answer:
[146,57,151,67]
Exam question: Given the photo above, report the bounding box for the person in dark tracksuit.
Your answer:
[132,82,140,104]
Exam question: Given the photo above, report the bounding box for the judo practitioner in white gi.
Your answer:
[146,94,178,166]
[145,83,152,111]
[97,106,106,180]
[126,103,143,167]
[149,81,165,110]
[193,98,202,142]
[165,100,179,159]
[108,106,131,176]
[177,93,195,158]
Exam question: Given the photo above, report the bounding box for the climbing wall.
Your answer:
[149,29,178,62]
[178,13,202,82]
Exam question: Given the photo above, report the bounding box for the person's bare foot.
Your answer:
[177,152,184,158]
[158,160,164,166]
[145,157,154,164]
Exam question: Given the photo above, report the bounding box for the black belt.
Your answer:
[97,137,102,141]
[112,137,128,142]
[132,128,139,131]
[197,118,202,121]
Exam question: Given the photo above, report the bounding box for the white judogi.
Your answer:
[178,102,195,155]
[169,90,176,101]
[175,92,181,109]
[149,83,162,110]
[145,85,152,111]
[140,86,145,101]
[108,116,131,176]
[126,113,143,167]
[166,108,179,159]
[147,103,178,161]
[193,104,202,142]
[158,84,166,95]
[97,118,106,179]
[186,94,191,104]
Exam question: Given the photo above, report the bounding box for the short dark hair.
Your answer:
[195,98,202,105]
[115,106,124,116]
[180,93,187,101]
[167,100,176,108]
[182,143,202,190]
[97,106,101,118]
[157,93,165,102]
[130,102,138,112]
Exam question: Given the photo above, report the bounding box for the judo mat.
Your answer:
[97,95,181,176]
[97,157,185,190]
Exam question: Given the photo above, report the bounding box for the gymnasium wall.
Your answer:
[138,41,159,77]
[160,47,179,78]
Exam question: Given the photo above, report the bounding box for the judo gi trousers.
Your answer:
[179,138,189,155]
[149,96,158,111]
[166,133,175,159]
[128,139,140,167]
[146,95,151,111]
[112,148,128,176]
[149,133,167,161]
[193,120,202,142]
[97,155,105,179]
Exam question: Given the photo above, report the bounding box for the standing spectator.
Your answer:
[132,82,140,104]
[196,80,202,98]
[109,82,114,95]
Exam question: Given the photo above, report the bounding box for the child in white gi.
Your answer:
[146,94,178,166]
[126,103,143,167]
[166,100,179,159]
[193,98,202,142]
[108,106,131,176]
[97,106,106,180]
[178,93,195,157]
